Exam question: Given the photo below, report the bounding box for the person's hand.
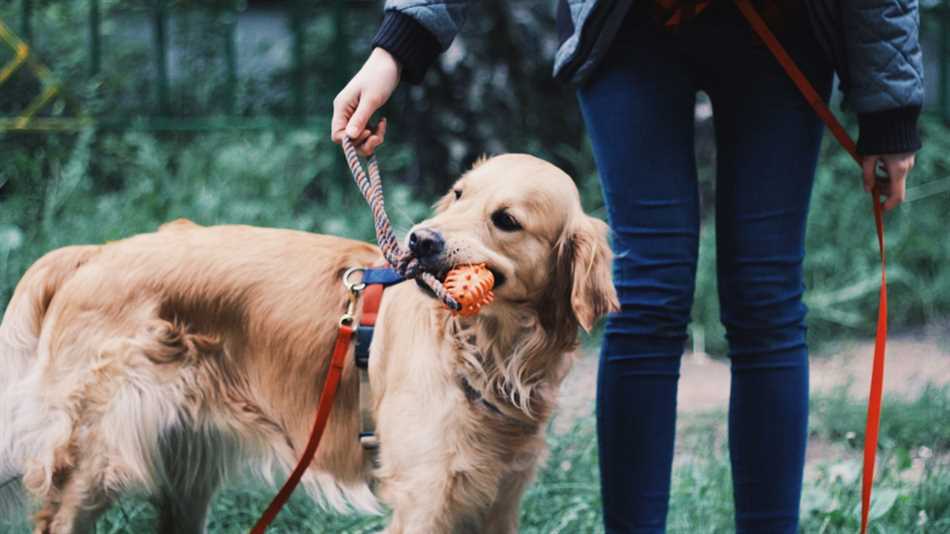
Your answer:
[861,152,916,212]
[331,47,401,156]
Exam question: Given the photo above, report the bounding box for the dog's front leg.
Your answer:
[376,415,544,534]
[379,471,489,534]
[373,394,499,534]
[480,459,539,534]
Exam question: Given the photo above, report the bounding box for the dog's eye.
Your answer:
[453,189,462,200]
[491,210,522,232]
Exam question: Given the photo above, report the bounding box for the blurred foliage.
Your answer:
[0,0,586,189]
[691,115,950,355]
[3,118,948,353]
[1,0,948,348]
[0,0,361,119]
[0,125,432,307]
[390,0,594,190]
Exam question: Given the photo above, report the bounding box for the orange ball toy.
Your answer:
[443,263,495,317]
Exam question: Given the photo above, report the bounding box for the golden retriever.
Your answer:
[0,154,617,534]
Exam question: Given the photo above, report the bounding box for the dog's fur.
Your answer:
[0,154,617,534]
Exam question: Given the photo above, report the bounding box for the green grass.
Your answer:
[3,385,948,533]
[811,384,950,452]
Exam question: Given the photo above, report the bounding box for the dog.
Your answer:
[0,154,618,534]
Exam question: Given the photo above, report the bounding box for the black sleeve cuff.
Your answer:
[856,106,922,155]
[371,11,443,84]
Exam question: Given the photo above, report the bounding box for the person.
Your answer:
[330,1,923,532]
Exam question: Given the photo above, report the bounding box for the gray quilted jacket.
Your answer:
[371,0,923,154]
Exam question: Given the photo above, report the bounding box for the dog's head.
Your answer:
[406,154,618,332]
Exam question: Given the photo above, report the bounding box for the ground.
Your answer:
[560,331,950,422]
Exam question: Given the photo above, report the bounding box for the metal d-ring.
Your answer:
[342,266,367,293]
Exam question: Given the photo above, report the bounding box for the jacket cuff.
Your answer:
[371,11,442,84]
[857,106,922,155]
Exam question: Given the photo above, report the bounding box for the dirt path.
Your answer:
[554,331,950,432]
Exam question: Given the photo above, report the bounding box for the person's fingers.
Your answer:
[885,155,913,181]
[346,93,380,140]
[882,175,906,211]
[354,118,388,156]
[359,136,382,157]
[331,87,357,143]
[860,153,915,210]
[355,128,372,144]
[365,118,387,153]
[861,156,878,194]
[333,48,400,145]
[881,157,909,211]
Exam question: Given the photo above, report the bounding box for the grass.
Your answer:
[3,383,948,533]
[811,383,950,452]
[800,385,950,533]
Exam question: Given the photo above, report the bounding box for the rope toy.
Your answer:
[443,264,495,317]
[341,137,462,311]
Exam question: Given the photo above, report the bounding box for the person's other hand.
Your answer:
[862,152,916,212]
[332,47,401,156]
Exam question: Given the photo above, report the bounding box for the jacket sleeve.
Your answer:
[371,0,474,84]
[841,0,924,154]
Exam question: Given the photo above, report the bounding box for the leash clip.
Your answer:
[340,267,366,326]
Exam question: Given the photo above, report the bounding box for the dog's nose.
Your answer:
[408,228,445,260]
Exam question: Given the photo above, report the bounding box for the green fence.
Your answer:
[0,0,365,132]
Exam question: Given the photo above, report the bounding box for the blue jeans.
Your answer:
[577,4,832,533]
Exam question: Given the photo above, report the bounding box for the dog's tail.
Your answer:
[0,245,100,518]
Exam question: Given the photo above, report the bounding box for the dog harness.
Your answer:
[249,265,402,533]
[351,266,405,450]
[351,266,502,446]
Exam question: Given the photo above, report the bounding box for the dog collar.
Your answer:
[459,375,502,415]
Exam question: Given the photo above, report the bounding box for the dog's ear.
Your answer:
[556,215,619,332]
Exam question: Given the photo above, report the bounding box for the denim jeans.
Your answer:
[577,3,833,533]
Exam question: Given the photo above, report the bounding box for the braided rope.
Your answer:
[341,137,460,311]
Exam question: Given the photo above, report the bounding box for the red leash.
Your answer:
[734,2,888,533]
[249,286,361,534]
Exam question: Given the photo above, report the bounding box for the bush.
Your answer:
[0,125,429,310]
